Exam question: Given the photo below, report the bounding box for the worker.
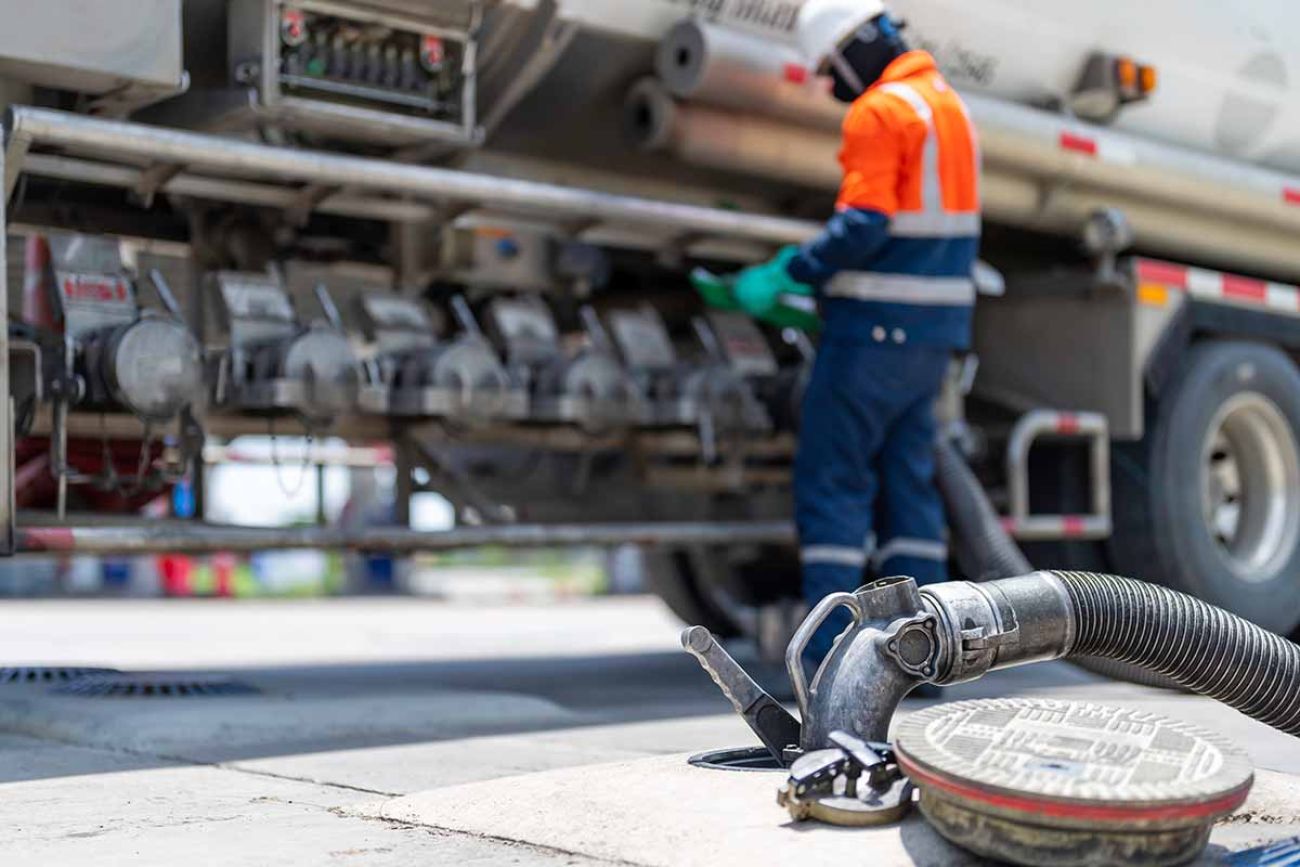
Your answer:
[729,0,981,660]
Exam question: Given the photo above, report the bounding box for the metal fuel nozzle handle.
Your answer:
[786,592,863,728]
[681,626,801,765]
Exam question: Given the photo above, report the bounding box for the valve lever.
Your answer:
[681,626,801,765]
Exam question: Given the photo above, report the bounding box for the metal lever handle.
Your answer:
[682,626,802,764]
[313,283,345,331]
[579,305,613,354]
[449,294,484,338]
[786,592,863,730]
[691,315,724,363]
[148,269,185,320]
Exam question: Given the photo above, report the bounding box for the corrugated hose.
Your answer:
[1055,570,1300,735]
[934,437,1184,690]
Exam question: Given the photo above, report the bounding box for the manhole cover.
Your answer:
[52,674,260,698]
[896,698,1254,867]
[0,666,120,684]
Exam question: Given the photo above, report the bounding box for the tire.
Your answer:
[644,547,744,638]
[1109,341,1300,633]
[644,545,802,639]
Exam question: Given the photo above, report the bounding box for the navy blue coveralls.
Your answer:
[786,51,981,659]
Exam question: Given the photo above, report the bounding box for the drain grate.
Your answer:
[52,674,260,698]
[0,666,121,684]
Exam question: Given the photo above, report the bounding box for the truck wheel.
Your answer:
[644,547,743,638]
[644,545,802,639]
[1110,341,1300,633]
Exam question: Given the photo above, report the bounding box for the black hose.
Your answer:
[934,438,1183,690]
[934,438,1031,579]
[1054,570,1300,735]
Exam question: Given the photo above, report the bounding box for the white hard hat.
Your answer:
[797,0,888,73]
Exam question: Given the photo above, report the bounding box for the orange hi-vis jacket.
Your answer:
[787,51,982,349]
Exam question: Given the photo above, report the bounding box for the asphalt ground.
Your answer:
[0,596,1296,865]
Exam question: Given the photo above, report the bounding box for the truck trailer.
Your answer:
[3,0,1300,648]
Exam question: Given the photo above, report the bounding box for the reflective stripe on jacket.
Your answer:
[790,51,981,349]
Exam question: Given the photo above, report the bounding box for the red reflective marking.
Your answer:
[1285,188,1300,206]
[1062,516,1086,537]
[61,275,127,303]
[783,64,809,84]
[1222,275,1268,302]
[1059,132,1098,156]
[1135,259,1189,289]
[1056,413,1079,435]
[422,35,445,65]
[898,752,1251,824]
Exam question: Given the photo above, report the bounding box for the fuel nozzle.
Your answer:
[686,574,1077,754]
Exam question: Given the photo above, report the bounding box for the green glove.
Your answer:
[763,292,822,332]
[690,246,821,332]
[690,267,741,312]
[733,246,812,318]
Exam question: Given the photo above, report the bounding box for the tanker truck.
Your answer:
[1,0,1299,648]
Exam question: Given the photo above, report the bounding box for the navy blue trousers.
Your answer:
[794,339,951,661]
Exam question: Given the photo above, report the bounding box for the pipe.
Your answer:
[968,93,1300,234]
[629,81,1300,279]
[12,519,796,555]
[651,22,1300,233]
[626,79,842,190]
[22,154,438,223]
[655,19,843,129]
[5,106,819,247]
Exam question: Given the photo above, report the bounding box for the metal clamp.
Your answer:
[777,730,914,827]
[786,592,862,725]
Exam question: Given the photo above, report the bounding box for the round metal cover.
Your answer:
[895,699,1254,867]
[430,338,509,405]
[109,318,204,420]
[560,353,631,402]
[281,328,360,422]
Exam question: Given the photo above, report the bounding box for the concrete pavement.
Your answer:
[0,596,1295,865]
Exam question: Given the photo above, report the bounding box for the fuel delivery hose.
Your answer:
[933,438,1183,690]
[1052,570,1300,735]
[933,438,1032,581]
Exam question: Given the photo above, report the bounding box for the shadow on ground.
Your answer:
[0,646,1110,786]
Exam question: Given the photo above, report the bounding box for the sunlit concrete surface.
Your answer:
[0,596,1296,865]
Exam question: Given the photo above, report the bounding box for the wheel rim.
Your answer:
[1200,392,1300,581]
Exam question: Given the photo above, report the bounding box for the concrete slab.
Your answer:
[361,753,1300,867]
[0,744,604,867]
[228,714,756,795]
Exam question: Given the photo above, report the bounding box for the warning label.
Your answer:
[661,0,801,34]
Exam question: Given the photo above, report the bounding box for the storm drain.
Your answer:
[52,674,260,698]
[0,666,121,684]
